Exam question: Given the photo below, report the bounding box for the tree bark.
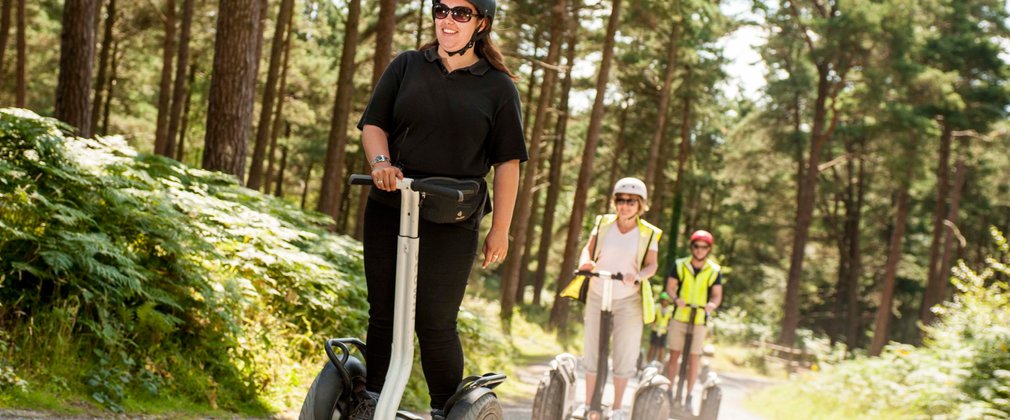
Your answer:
[516,187,543,305]
[318,0,362,223]
[869,184,910,356]
[274,143,288,196]
[102,38,119,135]
[202,0,262,180]
[666,87,693,261]
[164,0,193,159]
[54,0,100,137]
[414,0,424,48]
[301,162,313,209]
[247,0,294,189]
[522,31,543,135]
[501,0,566,322]
[533,8,579,306]
[934,143,968,313]
[154,0,176,155]
[643,22,679,188]
[353,0,397,240]
[89,0,115,135]
[0,0,14,98]
[920,124,954,327]
[14,0,25,107]
[549,0,623,329]
[779,60,842,346]
[605,104,630,215]
[176,63,196,162]
[265,19,293,193]
[844,139,866,350]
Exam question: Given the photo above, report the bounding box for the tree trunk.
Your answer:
[274,143,288,196]
[845,142,866,350]
[318,0,362,224]
[549,0,623,329]
[533,9,579,306]
[522,31,543,135]
[154,0,176,155]
[0,0,11,82]
[102,38,119,134]
[516,187,543,305]
[666,88,693,261]
[920,123,953,327]
[870,184,910,356]
[605,104,630,214]
[165,0,193,158]
[353,0,397,240]
[301,162,313,209]
[14,0,25,107]
[934,144,968,313]
[643,23,679,188]
[779,58,843,345]
[202,0,262,180]
[414,0,424,48]
[247,0,294,189]
[265,19,293,193]
[176,63,196,162]
[89,0,115,135]
[54,0,100,137]
[501,0,566,322]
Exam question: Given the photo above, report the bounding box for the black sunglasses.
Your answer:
[614,198,638,206]
[692,244,711,250]
[432,3,478,23]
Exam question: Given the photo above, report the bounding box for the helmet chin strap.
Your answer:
[445,39,476,56]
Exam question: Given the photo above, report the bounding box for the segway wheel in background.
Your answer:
[446,393,503,420]
[630,385,671,420]
[699,385,722,420]
[531,371,565,420]
[299,361,347,420]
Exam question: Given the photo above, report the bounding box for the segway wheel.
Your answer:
[448,393,503,420]
[699,386,722,420]
[631,386,671,420]
[299,361,345,420]
[531,372,565,420]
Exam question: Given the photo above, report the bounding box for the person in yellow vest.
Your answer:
[647,292,675,364]
[665,230,723,407]
[576,177,662,418]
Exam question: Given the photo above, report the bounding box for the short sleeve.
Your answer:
[357,52,410,133]
[648,233,660,252]
[713,272,723,285]
[485,83,528,165]
[668,263,680,280]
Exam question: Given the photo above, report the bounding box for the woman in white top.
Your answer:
[577,177,661,417]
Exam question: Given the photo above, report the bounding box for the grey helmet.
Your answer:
[434,0,496,56]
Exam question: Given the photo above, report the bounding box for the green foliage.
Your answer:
[0,109,513,414]
[753,229,1010,418]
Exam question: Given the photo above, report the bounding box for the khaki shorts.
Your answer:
[666,320,707,354]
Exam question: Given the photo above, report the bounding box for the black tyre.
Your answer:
[531,373,565,420]
[631,386,671,420]
[699,386,722,420]
[448,393,503,420]
[299,361,346,420]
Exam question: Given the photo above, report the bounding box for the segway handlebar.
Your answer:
[573,270,640,285]
[350,174,467,202]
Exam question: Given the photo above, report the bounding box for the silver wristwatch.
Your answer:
[370,154,390,167]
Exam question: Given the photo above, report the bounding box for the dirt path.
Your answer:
[498,357,777,420]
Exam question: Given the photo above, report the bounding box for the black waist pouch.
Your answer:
[417,177,487,224]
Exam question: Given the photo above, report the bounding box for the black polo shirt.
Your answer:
[357,47,528,178]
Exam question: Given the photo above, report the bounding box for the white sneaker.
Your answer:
[610,409,625,420]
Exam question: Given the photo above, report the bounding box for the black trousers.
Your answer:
[362,198,478,410]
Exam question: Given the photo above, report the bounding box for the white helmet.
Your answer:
[613,177,648,201]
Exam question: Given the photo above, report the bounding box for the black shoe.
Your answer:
[349,390,379,420]
[431,408,447,420]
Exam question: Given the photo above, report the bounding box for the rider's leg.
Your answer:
[611,294,644,410]
[415,220,479,410]
[585,373,597,405]
[362,199,400,394]
[686,354,700,394]
[684,324,707,396]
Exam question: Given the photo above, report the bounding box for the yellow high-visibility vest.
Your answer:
[560,215,663,324]
[672,257,721,325]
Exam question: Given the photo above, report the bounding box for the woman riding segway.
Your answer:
[319,0,527,418]
[564,177,662,420]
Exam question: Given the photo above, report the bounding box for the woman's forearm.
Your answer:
[490,160,520,235]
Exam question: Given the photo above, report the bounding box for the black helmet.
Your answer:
[433,0,496,56]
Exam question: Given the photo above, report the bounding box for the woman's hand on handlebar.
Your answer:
[578,262,596,272]
[675,297,686,309]
[621,272,638,287]
[371,162,402,192]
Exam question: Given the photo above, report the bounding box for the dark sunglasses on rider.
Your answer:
[432,3,478,23]
[614,198,638,206]
[692,243,711,250]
